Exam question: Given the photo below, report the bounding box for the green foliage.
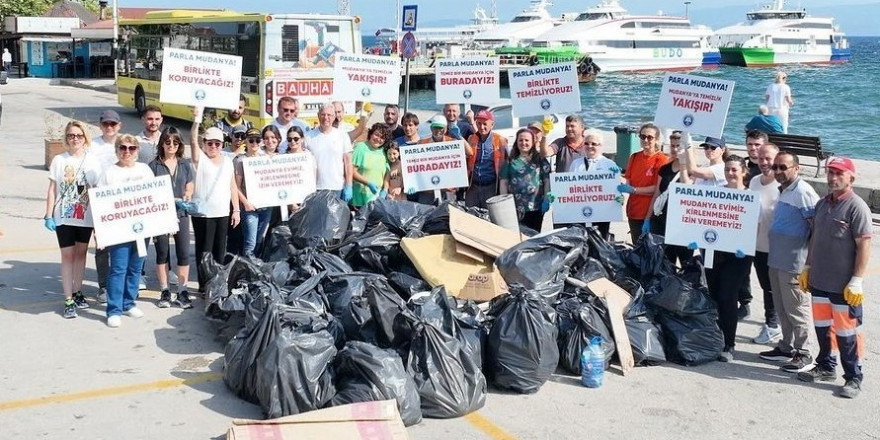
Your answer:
[0,0,57,17]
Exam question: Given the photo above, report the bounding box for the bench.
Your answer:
[767,133,833,177]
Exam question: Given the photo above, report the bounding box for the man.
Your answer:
[759,151,820,373]
[306,103,354,202]
[228,125,248,156]
[749,143,781,344]
[464,110,508,209]
[411,115,456,205]
[736,129,769,320]
[333,100,368,142]
[394,112,420,146]
[384,104,405,139]
[543,114,586,172]
[797,157,871,399]
[136,105,163,163]
[745,105,784,134]
[2,48,11,73]
[442,103,475,141]
[215,94,253,149]
[271,96,309,153]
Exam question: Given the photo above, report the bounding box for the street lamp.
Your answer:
[684,1,691,19]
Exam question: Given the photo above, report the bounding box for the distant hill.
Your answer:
[691,2,880,36]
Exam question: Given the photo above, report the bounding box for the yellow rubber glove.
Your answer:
[797,265,810,292]
[362,101,373,114]
[844,276,864,307]
[542,115,554,135]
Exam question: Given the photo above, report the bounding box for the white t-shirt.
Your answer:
[89,136,118,169]
[136,131,160,164]
[273,118,310,153]
[49,152,102,227]
[568,155,617,174]
[694,162,725,186]
[765,83,791,111]
[305,127,353,191]
[98,162,154,186]
[192,156,234,218]
[750,174,780,253]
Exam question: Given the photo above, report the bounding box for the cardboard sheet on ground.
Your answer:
[566,277,635,376]
[226,400,408,440]
[401,234,507,302]
[447,206,522,258]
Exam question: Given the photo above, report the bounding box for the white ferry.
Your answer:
[714,0,851,66]
[472,0,572,49]
[412,5,498,48]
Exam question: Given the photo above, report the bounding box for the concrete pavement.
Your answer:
[1,78,878,440]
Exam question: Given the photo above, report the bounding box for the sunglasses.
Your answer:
[638,134,655,141]
[117,145,138,152]
[163,140,181,146]
[771,164,792,171]
[246,137,261,143]
[281,108,297,113]
[66,133,85,140]
[233,133,247,139]
[101,121,119,127]
[585,142,601,146]
[204,141,223,148]
[287,136,302,143]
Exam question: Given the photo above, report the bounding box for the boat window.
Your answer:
[784,22,833,29]
[575,12,610,21]
[621,22,636,28]
[511,16,540,23]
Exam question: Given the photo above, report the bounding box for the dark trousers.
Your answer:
[464,181,497,210]
[154,216,191,266]
[706,252,754,349]
[95,246,109,288]
[521,210,544,232]
[753,251,778,327]
[192,216,229,291]
[627,218,645,245]
[812,288,863,382]
[651,215,692,267]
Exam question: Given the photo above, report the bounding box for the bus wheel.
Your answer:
[135,86,146,115]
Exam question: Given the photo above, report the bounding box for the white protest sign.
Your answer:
[434,57,500,104]
[549,172,622,224]
[333,53,401,104]
[89,175,178,249]
[664,183,760,267]
[242,153,317,208]
[508,61,581,117]
[654,73,736,138]
[399,141,468,192]
[160,48,243,110]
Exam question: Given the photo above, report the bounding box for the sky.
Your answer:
[132,0,879,35]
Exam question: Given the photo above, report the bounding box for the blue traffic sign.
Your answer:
[401,31,418,59]
[402,5,418,32]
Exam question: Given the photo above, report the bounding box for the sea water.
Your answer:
[393,37,880,160]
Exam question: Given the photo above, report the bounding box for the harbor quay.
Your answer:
[0,78,877,439]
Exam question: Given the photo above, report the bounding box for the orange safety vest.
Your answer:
[466,132,508,184]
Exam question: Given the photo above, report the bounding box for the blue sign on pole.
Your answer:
[401,31,418,59]
[402,5,418,32]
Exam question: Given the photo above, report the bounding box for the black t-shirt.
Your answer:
[745,160,761,188]
[654,161,680,223]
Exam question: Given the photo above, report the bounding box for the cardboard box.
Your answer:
[400,235,506,301]
[459,269,509,302]
[227,400,409,440]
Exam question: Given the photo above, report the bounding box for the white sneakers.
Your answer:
[125,307,145,319]
[753,324,782,344]
[107,315,121,328]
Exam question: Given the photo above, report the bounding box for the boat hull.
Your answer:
[720,46,849,66]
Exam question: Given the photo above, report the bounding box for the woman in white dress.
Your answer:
[765,71,794,133]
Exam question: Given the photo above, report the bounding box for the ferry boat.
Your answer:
[513,0,719,73]
[412,5,498,48]
[472,0,569,49]
[714,0,851,66]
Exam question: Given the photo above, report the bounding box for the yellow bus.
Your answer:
[116,10,362,126]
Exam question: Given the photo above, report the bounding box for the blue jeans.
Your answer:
[241,207,271,257]
[106,241,145,317]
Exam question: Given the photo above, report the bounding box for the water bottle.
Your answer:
[581,336,605,388]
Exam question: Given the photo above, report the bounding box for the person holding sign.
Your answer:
[442,104,474,141]
[645,130,690,266]
[98,134,156,328]
[619,123,668,244]
[500,128,551,231]
[465,110,509,209]
[306,103,354,203]
[234,128,272,258]
[351,123,391,208]
[271,97,310,154]
[567,128,619,240]
[44,121,102,319]
[409,116,456,205]
[148,127,195,309]
[543,115,586,172]
[683,136,727,187]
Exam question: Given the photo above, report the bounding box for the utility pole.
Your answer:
[684,1,691,18]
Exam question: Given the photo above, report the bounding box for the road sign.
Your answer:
[401,31,418,60]
[402,5,418,31]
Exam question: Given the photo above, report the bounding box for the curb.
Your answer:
[56,79,116,94]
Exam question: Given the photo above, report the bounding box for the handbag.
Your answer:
[189,159,225,216]
[653,171,680,217]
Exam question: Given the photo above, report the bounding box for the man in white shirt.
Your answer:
[136,105,163,163]
[90,110,122,168]
[750,143,782,344]
[332,100,367,142]
[271,96,309,153]
[305,103,354,203]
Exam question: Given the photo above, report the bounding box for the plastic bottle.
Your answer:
[581,336,605,388]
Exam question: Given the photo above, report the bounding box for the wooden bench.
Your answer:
[767,133,833,177]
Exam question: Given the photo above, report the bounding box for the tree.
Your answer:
[0,0,57,18]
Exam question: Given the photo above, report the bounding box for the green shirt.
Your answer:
[500,155,550,216]
[351,141,389,207]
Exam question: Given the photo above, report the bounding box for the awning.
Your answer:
[19,36,73,43]
[71,28,114,39]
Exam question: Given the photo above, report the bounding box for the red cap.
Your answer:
[827,157,856,175]
[474,109,494,122]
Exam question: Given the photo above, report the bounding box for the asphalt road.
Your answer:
[1,78,878,440]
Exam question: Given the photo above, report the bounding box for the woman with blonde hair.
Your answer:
[44,120,101,319]
[765,71,793,133]
[618,122,669,244]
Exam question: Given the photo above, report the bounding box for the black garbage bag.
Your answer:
[495,228,587,303]
[204,254,267,305]
[556,294,615,374]
[486,285,559,394]
[335,223,405,275]
[261,261,291,286]
[405,320,487,418]
[204,255,273,341]
[285,272,347,349]
[571,257,609,284]
[627,233,676,282]
[287,190,351,244]
[323,273,414,349]
[421,202,490,235]
[586,227,628,278]
[619,278,665,366]
[288,240,352,283]
[388,271,431,300]
[655,311,723,366]
[260,225,292,263]
[645,273,717,316]
[363,198,434,237]
[408,287,487,369]
[449,297,491,371]
[331,341,422,426]
[364,275,415,350]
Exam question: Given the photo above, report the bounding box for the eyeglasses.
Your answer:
[204,141,223,148]
[702,146,721,150]
[233,133,247,139]
[280,108,297,113]
[287,136,302,143]
[163,140,181,146]
[585,142,601,146]
[117,145,138,152]
[638,134,655,141]
[101,121,119,127]
[771,164,792,171]
[246,137,261,143]
[66,133,85,140]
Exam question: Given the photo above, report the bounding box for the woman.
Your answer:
[148,127,195,309]
[683,136,727,186]
[98,134,156,328]
[568,128,617,240]
[234,127,271,258]
[644,130,691,266]
[765,71,793,133]
[698,154,753,362]
[190,116,240,295]
[351,123,390,208]
[44,120,101,319]
[618,123,668,244]
[500,128,551,231]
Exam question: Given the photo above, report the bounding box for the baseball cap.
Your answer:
[699,136,725,149]
[203,127,224,142]
[827,156,856,175]
[527,121,542,133]
[245,127,261,137]
[474,109,494,122]
[429,115,447,129]
[232,125,247,134]
[100,110,121,123]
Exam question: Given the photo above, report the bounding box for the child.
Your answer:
[385,142,405,201]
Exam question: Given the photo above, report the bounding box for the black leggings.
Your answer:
[706,252,754,350]
[191,216,229,291]
[154,216,191,266]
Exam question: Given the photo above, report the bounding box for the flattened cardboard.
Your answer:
[448,206,522,258]
[227,400,408,440]
[585,278,635,376]
[401,235,499,298]
[455,241,487,263]
[459,269,509,302]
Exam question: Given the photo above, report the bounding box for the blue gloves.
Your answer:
[641,218,651,235]
[366,182,379,194]
[617,184,635,194]
[44,217,57,232]
[341,185,353,203]
[449,123,461,139]
[609,166,622,174]
[379,189,388,199]
[735,249,746,259]
[541,198,551,213]
[687,242,698,250]
[406,187,416,195]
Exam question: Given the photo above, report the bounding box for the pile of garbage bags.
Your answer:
[204,192,724,423]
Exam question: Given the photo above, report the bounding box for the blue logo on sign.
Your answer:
[540,99,551,111]
[581,206,593,219]
[463,90,472,99]
[132,222,144,233]
[194,90,206,101]
[683,114,694,127]
[431,175,440,185]
[703,229,718,244]
[361,87,371,97]
[278,189,288,200]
